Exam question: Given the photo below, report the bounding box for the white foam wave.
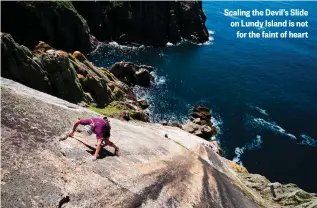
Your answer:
[198,30,215,46]
[299,134,317,147]
[156,76,166,85]
[211,114,223,136]
[208,30,215,35]
[246,115,317,148]
[248,117,297,140]
[201,36,214,46]
[108,41,147,50]
[249,105,269,116]
[185,29,215,46]
[150,71,167,86]
[166,42,174,47]
[88,41,104,56]
[233,135,263,165]
[233,147,245,165]
[245,135,263,150]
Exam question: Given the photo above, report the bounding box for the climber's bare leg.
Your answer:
[104,137,119,155]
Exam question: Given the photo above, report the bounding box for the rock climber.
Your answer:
[68,117,119,160]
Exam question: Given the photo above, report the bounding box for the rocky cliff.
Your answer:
[1,1,209,51]
[1,33,153,121]
[1,1,96,53]
[2,78,317,208]
[72,1,209,46]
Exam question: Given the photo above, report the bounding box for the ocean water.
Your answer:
[89,1,317,192]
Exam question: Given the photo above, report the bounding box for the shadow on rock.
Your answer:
[74,138,115,159]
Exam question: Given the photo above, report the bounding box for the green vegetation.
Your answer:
[88,104,124,117]
[174,140,188,149]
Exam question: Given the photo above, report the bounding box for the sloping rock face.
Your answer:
[72,1,209,46]
[1,78,261,208]
[2,78,316,207]
[1,34,151,108]
[1,1,96,53]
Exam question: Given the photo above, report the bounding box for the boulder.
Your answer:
[139,65,154,72]
[109,62,154,87]
[182,105,217,140]
[193,118,201,125]
[182,122,200,133]
[168,122,182,128]
[34,41,53,54]
[72,51,88,63]
[1,1,96,53]
[79,75,113,107]
[130,110,150,122]
[138,99,150,110]
[39,49,88,103]
[191,105,212,120]
[135,68,152,87]
[108,101,150,122]
[109,62,137,85]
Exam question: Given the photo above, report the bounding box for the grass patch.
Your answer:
[174,140,187,149]
[88,104,124,117]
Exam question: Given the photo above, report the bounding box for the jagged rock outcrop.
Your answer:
[1,34,153,121]
[108,101,150,122]
[1,33,52,94]
[1,1,96,53]
[1,34,130,106]
[2,78,316,208]
[71,1,209,46]
[182,105,217,140]
[239,173,317,208]
[138,99,150,110]
[39,49,88,103]
[109,62,154,87]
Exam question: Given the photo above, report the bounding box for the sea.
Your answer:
[88,1,317,193]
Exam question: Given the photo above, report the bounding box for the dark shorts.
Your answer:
[103,131,110,139]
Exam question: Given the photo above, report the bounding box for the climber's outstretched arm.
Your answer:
[69,120,80,137]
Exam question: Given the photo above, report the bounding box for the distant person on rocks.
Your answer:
[69,117,119,160]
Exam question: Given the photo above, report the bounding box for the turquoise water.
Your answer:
[89,1,317,192]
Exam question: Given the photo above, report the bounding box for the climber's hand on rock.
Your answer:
[68,131,74,137]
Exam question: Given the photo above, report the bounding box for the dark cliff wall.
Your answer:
[72,1,209,46]
[1,1,208,52]
[1,1,95,53]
